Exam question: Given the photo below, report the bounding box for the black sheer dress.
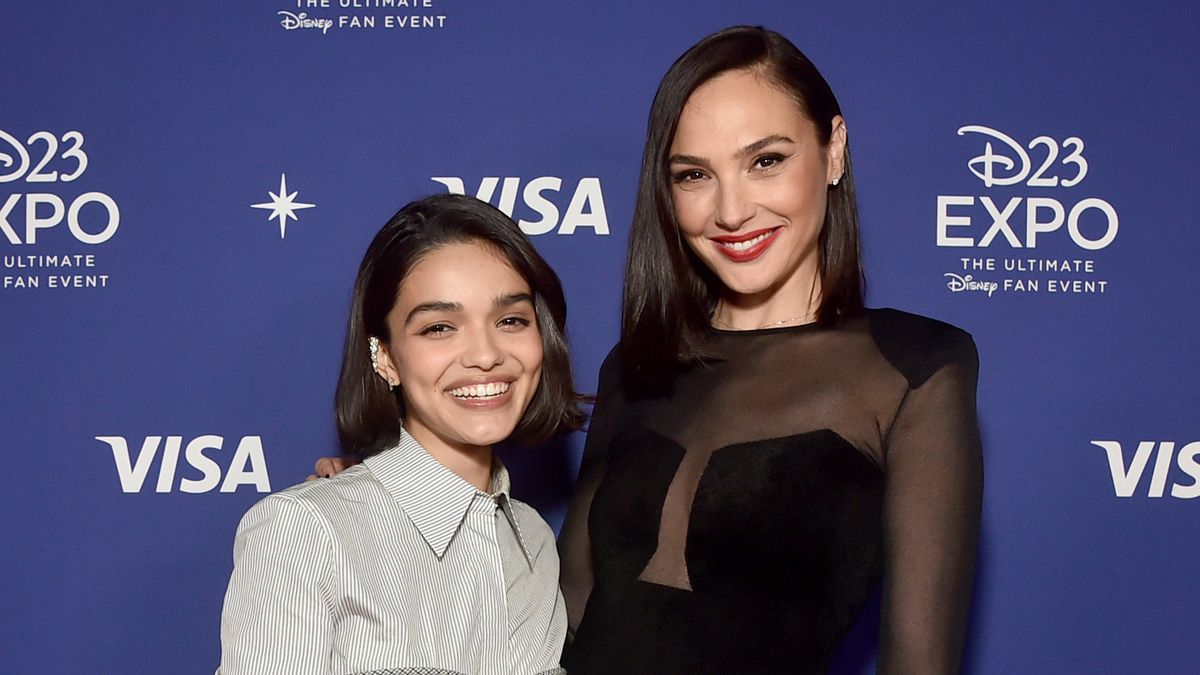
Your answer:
[559,309,982,674]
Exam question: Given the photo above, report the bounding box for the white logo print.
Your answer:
[938,125,1116,250]
[274,3,447,33]
[98,435,272,494]
[432,176,609,236]
[957,125,1087,189]
[1,129,118,291]
[251,173,316,239]
[943,273,997,297]
[0,129,117,246]
[937,124,1119,298]
[277,11,333,34]
[1091,440,1200,499]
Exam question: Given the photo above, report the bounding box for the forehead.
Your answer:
[672,69,814,149]
[396,240,530,306]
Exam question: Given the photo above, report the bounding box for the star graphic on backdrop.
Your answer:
[251,173,316,239]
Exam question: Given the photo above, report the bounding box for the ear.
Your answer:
[826,115,847,184]
[374,338,401,388]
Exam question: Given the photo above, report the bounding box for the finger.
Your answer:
[313,457,334,478]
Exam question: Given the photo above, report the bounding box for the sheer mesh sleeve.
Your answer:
[878,333,983,674]
[558,346,626,634]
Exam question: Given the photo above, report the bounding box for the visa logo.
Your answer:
[97,435,271,494]
[432,176,609,235]
[1091,440,1200,499]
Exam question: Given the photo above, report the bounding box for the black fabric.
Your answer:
[559,309,983,674]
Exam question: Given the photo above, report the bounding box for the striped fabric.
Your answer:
[219,428,566,675]
[347,669,565,675]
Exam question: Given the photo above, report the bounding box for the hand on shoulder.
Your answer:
[305,455,360,481]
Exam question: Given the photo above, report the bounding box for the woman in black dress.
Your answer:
[557,26,983,674]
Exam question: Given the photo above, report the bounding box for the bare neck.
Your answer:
[405,425,493,492]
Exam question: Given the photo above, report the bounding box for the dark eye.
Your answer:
[753,153,786,170]
[671,169,707,184]
[418,323,454,337]
[498,316,532,330]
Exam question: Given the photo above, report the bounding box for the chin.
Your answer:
[711,268,784,298]
[450,416,522,448]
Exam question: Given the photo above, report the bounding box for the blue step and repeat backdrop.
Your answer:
[2,1,1196,672]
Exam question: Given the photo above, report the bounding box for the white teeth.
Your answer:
[720,231,772,251]
[449,382,511,399]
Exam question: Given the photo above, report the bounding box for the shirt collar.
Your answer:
[363,428,534,565]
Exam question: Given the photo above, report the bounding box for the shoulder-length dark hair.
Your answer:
[335,193,585,458]
[622,25,865,383]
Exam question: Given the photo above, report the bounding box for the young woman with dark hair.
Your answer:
[556,26,983,673]
[220,194,582,675]
[335,194,585,458]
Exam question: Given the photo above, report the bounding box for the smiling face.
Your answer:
[669,68,846,317]
[373,240,543,457]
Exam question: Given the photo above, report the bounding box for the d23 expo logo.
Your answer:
[1,129,118,291]
[938,125,1117,298]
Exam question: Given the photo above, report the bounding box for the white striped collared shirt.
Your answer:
[219,429,566,675]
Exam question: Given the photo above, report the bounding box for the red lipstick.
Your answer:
[710,227,780,262]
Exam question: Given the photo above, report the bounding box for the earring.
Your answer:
[831,175,841,187]
[369,336,397,390]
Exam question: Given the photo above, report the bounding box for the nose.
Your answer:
[461,326,504,370]
[714,178,754,231]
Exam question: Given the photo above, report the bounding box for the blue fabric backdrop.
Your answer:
[2,1,1197,672]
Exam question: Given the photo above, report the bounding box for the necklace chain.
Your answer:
[711,311,813,330]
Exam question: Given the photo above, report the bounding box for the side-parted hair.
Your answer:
[622,25,865,384]
[335,193,585,458]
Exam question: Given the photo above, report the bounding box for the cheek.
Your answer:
[519,334,545,377]
[795,165,832,215]
[670,189,709,236]
[761,175,824,227]
[679,232,711,265]
[502,330,544,396]
[671,195,717,263]
[393,340,447,389]
[803,188,830,229]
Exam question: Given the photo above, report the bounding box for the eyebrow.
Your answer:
[668,134,796,166]
[496,292,535,309]
[404,292,535,325]
[405,300,462,325]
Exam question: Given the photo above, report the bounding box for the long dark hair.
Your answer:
[622,25,865,384]
[335,193,585,458]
